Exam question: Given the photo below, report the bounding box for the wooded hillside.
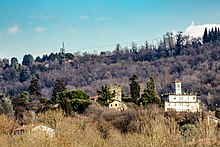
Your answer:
[1,29,220,109]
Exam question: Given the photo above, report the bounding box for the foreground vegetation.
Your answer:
[0,106,220,147]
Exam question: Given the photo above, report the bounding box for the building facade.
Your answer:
[108,84,127,111]
[161,81,200,112]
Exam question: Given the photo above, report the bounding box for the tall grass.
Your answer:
[0,106,219,147]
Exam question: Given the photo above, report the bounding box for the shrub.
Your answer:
[215,108,220,119]
[180,123,198,140]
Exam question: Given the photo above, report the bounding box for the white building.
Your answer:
[161,81,200,112]
[14,124,55,138]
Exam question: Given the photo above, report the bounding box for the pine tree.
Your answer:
[208,30,212,42]
[10,57,18,69]
[97,85,115,106]
[210,27,214,42]
[28,78,41,99]
[55,90,90,114]
[22,54,34,66]
[138,77,161,106]
[129,74,140,104]
[19,67,31,83]
[52,78,67,103]
[175,32,182,55]
[145,41,149,49]
[217,27,220,41]
[203,27,208,43]
[0,93,14,116]
[214,27,218,41]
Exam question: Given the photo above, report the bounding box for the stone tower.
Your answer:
[110,84,122,101]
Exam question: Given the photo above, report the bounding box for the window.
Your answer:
[115,104,117,106]
[177,84,180,88]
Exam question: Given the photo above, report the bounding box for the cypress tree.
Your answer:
[218,28,220,41]
[129,74,140,104]
[214,27,218,41]
[208,30,212,42]
[203,27,208,43]
[52,78,67,103]
[28,78,41,98]
[211,27,214,42]
[138,77,161,106]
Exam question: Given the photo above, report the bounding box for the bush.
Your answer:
[180,123,198,140]
[215,108,220,119]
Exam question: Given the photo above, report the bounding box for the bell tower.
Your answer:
[174,81,182,95]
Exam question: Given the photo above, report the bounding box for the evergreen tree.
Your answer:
[203,28,208,43]
[208,30,212,42]
[19,67,31,83]
[35,56,41,62]
[210,28,214,42]
[3,58,10,69]
[138,77,161,106]
[129,74,140,104]
[52,78,67,102]
[145,41,149,49]
[37,98,53,113]
[214,27,218,41]
[175,32,183,55]
[10,57,18,69]
[217,28,220,41]
[0,93,14,116]
[28,78,41,99]
[12,91,29,119]
[49,53,56,61]
[22,54,34,66]
[54,90,90,114]
[97,85,115,106]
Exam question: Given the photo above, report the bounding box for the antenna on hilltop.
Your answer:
[59,42,66,72]
[60,42,65,54]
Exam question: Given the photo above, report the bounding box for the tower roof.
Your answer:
[173,80,181,83]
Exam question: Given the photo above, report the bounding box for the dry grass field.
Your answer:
[0,106,219,147]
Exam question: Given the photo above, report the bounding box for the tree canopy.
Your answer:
[129,74,140,104]
[97,85,115,106]
[139,77,161,106]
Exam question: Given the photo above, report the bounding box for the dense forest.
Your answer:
[0,27,220,115]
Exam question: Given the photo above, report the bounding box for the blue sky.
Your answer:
[0,0,220,62]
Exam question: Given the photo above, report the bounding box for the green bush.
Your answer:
[180,123,198,140]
